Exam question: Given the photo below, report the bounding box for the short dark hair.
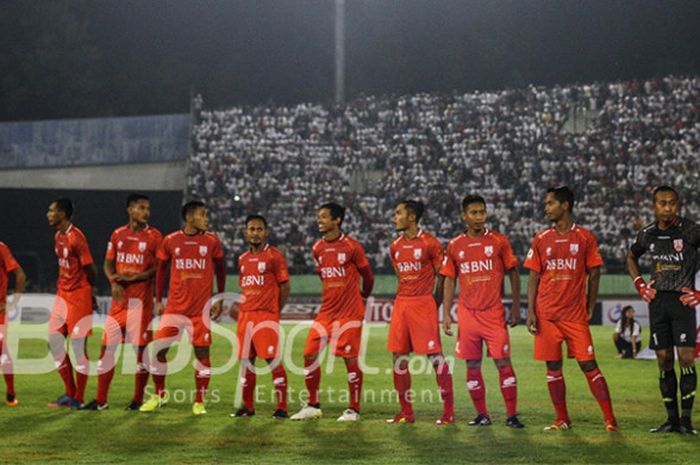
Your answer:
[652,185,679,202]
[245,214,268,228]
[462,194,486,211]
[51,198,74,219]
[181,200,206,221]
[398,200,425,223]
[320,202,345,227]
[127,193,149,208]
[546,186,575,213]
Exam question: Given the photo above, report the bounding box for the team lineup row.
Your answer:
[0,186,697,434]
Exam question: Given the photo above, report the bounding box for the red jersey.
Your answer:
[523,224,603,322]
[238,244,290,313]
[440,229,519,311]
[54,224,94,292]
[312,234,369,320]
[390,230,443,297]
[0,242,20,307]
[157,230,224,317]
[105,224,162,309]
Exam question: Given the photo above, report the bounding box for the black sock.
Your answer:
[680,365,697,419]
[660,369,679,422]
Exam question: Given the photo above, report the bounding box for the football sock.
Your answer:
[393,367,413,415]
[271,364,288,411]
[194,356,211,403]
[433,358,454,417]
[467,367,488,416]
[346,358,363,412]
[546,369,569,422]
[0,349,15,397]
[498,365,518,417]
[304,358,321,406]
[659,369,679,422]
[133,346,149,404]
[241,364,256,410]
[584,367,615,423]
[680,365,696,419]
[96,346,115,404]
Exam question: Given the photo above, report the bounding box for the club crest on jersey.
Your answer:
[546,247,552,257]
[258,261,266,273]
[674,239,684,252]
[138,241,147,252]
[649,243,655,252]
[338,252,346,264]
[413,248,422,259]
[117,241,123,249]
[63,247,69,258]
[484,245,493,257]
[199,245,208,257]
[459,251,465,259]
[175,247,181,256]
[570,243,579,255]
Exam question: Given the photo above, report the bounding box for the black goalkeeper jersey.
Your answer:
[630,217,700,292]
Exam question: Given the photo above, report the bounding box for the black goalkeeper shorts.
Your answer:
[649,291,697,350]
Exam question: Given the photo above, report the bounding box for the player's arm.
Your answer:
[442,275,456,336]
[526,271,539,335]
[586,266,601,320]
[434,274,445,309]
[104,257,125,302]
[507,266,520,327]
[117,266,157,283]
[84,263,97,287]
[2,266,26,313]
[211,255,226,319]
[155,259,169,315]
[359,264,374,299]
[279,281,290,311]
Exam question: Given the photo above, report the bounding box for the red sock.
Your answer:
[74,344,90,403]
[584,367,616,423]
[393,368,413,415]
[546,369,570,422]
[195,357,211,403]
[133,347,149,404]
[96,347,115,404]
[498,365,518,417]
[304,358,321,406]
[152,353,167,398]
[467,367,488,416]
[241,365,256,410]
[434,358,454,417]
[271,365,288,411]
[346,358,363,412]
[54,353,76,398]
[1,350,15,397]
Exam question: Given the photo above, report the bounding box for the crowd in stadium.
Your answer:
[188,75,700,273]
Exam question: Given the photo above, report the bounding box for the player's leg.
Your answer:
[577,359,616,431]
[233,313,258,417]
[535,319,569,430]
[677,347,697,434]
[429,352,454,425]
[290,320,326,420]
[265,356,288,418]
[483,311,521,427]
[335,319,363,421]
[192,345,211,414]
[83,313,124,410]
[47,294,76,406]
[388,352,414,423]
[465,358,489,424]
[649,296,679,432]
[0,330,16,406]
[128,344,150,410]
[140,333,172,413]
[339,355,363,421]
[493,357,522,428]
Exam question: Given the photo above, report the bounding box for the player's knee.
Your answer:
[546,360,562,371]
[578,360,597,372]
[466,359,482,369]
[194,346,209,360]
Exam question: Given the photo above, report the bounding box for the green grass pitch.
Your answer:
[0,323,698,464]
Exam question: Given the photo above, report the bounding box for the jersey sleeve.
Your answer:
[105,232,117,260]
[438,243,457,279]
[312,245,321,274]
[273,250,290,283]
[73,234,94,267]
[428,236,444,269]
[156,236,171,262]
[0,245,20,273]
[585,231,604,270]
[523,237,542,273]
[632,322,641,338]
[499,235,519,270]
[629,228,647,258]
[389,241,398,269]
[352,240,370,269]
[614,319,622,333]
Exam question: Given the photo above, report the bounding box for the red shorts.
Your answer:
[49,286,93,338]
[102,302,153,347]
[303,315,363,358]
[534,318,595,362]
[237,310,281,359]
[155,313,211,347]
[387,295,442,355]
[456,305,511,360]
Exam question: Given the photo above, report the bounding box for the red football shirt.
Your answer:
[157,230,224,317]
[523,224,603,322]
[390,230,443,297]
[440,229,519,311]
[313,234,369,320]
[0,241,20,308]
[54,224,94,292]
[238,244,290,313]
[105,224,162,311]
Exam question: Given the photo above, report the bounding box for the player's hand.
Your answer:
[156,302,165,316]
[442,317,453,337]
[210,300,223,321]
[679,288,700,307]
[526,313,537,335]
[111,283,125,302]
[508,304,520,327]
[634,277,656,303]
